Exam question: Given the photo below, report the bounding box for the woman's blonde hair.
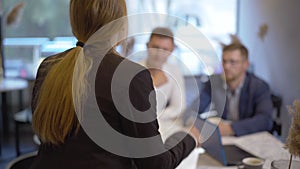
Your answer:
[32,0,127,145]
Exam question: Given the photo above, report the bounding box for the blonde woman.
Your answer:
[30,0,199,169]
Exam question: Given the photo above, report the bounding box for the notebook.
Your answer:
[194,118,257,166]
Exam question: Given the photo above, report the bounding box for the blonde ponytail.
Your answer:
[32,47,82,145]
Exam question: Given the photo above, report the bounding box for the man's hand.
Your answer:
[219,121,234,136]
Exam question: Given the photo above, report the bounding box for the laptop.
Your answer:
[194,118,257,166]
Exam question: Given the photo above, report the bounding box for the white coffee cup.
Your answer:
[237,157,264,169]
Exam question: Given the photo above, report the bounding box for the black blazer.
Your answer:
[30,49,196,169]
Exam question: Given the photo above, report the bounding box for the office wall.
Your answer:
[238,0,300,140]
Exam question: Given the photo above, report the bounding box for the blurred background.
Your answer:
[0,0,299,166]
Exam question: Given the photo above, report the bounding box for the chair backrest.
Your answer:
[270,94,282,136]
[271,94,282,118]
[5,151,37,169]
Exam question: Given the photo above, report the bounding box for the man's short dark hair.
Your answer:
[149,27,174,44]
[222,43,249,60]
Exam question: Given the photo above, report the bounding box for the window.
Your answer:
[125,0,237,75]
[3,0,73,78]
[4,0,71,38]
[2,0,237,78]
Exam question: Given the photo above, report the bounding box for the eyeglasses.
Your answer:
[222,59,243,66]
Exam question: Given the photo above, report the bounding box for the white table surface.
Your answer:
[0,78,28,92]
[196,132,292,169]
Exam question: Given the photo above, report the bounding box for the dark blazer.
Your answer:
[30,49,196,169]
[197,72,273,136]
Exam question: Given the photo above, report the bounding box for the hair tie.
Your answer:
[76,41,85,47]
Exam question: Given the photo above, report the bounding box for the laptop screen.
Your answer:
[194,118,228,165]
[194,118,257,166]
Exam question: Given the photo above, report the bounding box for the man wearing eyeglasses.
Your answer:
[196,41,273,137]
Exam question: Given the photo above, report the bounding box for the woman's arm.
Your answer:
[127,68,195,168]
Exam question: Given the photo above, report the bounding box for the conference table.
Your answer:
[160,119,293,169]
[194,132,292,169]
[177,131,290,169]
